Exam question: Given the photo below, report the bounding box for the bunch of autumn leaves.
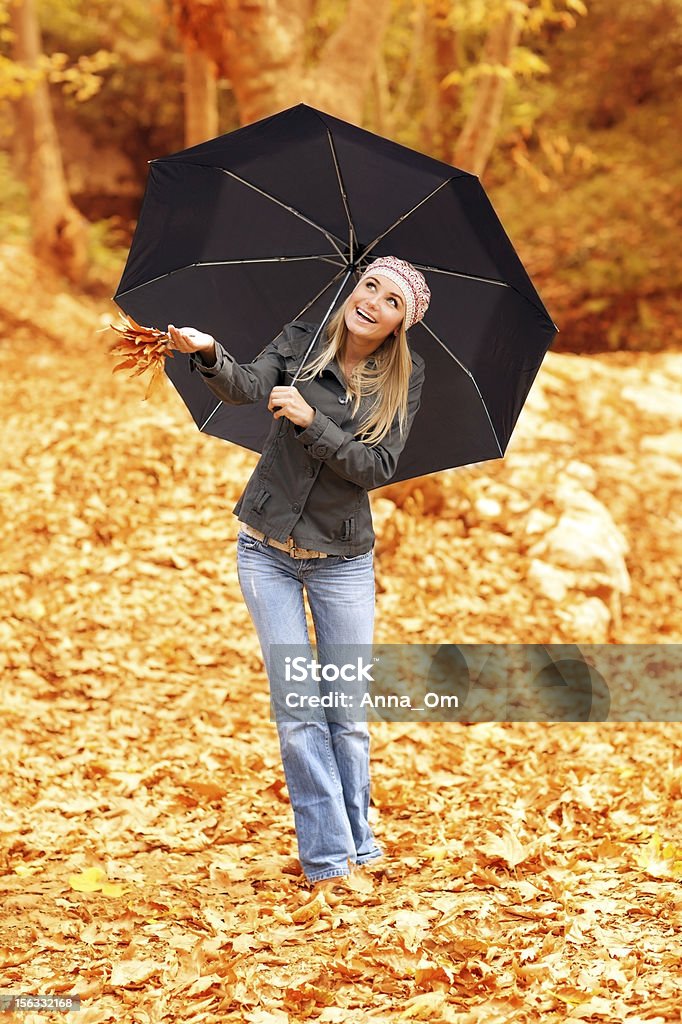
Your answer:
[109,312,174,400]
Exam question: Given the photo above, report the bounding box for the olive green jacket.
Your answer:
[189,320,426,556]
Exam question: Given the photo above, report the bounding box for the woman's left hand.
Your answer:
[268,386,315,428]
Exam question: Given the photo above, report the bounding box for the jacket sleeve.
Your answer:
[187,330,287,405]
[294,360,426,490]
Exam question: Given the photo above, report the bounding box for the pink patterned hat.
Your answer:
[358,256,431,330]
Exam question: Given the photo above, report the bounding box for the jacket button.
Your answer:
[291,502,301,513]
[315,445,328,457]
[338,395,348,404]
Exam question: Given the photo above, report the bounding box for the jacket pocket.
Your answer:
[250,488,271,514]
[340,516,356,541]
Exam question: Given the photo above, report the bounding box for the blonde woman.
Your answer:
[167,256,429,900]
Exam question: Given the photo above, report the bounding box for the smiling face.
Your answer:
[344,274,405,352]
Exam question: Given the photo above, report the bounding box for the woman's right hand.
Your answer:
[167,324,217,362]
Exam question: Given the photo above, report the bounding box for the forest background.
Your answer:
[0,3,681,1022]
[2,0,680,643]
[3,0,682,355]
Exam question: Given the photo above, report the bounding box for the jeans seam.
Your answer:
[323,728,341,789]
[307,868,351,883]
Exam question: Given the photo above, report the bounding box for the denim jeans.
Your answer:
[236,531,383,882]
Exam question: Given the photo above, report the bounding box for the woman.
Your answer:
[167,256,430,898]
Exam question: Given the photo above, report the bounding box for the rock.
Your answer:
[620,383,682,420]
[525,509,556,536]
[635,454,682,477]
[528,559,573,601]
[528,495,630,596]
[563,460,598,491]
[556,597,611,643]
[652,354,682,380]
[553,480,621,524]
[640,431,682,458]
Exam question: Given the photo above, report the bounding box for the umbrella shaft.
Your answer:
[290,268,354,387]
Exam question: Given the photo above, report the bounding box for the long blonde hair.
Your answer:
[295,296,414,446]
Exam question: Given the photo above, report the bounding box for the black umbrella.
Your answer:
[114,103,558,485]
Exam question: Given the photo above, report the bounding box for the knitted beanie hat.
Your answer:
[358,256,431,329]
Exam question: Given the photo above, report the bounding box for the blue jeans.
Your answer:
[236,531,383,882]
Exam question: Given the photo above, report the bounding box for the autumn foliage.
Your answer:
[3,0,682,1015]
[1,242,681,1023]
[109,312,172,400]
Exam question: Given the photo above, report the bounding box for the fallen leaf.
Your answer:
[483,827,532,868]
[634,832,682,879]
[109,959,162,987]
[68,867,108,892]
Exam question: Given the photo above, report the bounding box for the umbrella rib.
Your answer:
[199,402,222,432]
[411,262,510,290]
[197,255,345,268]
[360,178,454,260]
[326,129,358,265]
[216,167,348,262]
[418,319,504,457]
[289,267,349,325]
[198,266,351,432]
[116,255,347,297]
[415,263,558,329]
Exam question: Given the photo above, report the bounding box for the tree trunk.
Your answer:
[308,0,392,123]
[173,0,390,127]
[9,0,89,284]
[452,1,527,177]
[419,2,461,160]
[183,41,219,147]
[387,0,427,134]
[220,0,307,124]
[372,52,390,136]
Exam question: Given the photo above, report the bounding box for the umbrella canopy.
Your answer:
[114,103,558,485]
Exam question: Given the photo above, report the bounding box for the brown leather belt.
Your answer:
[239,522,329,559]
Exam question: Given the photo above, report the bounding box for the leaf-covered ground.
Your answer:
[1,249,680,1022]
